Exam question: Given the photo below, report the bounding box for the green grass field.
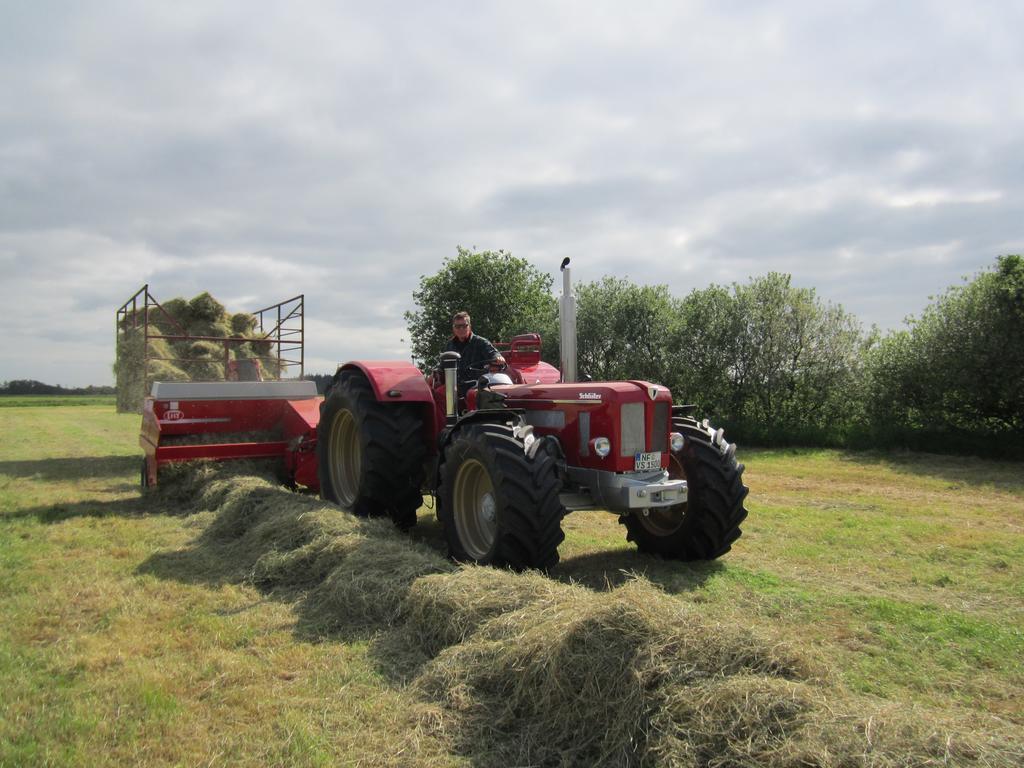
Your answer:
[1,404,1021,766]
[0,394,117,408]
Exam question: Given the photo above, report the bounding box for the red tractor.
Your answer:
[138,264,748,570]
[316,262,748,570]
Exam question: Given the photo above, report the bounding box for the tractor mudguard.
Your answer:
[434,408,533,491]
[336,361,434,404]
[437,408,528,454]
[433,408,568,492]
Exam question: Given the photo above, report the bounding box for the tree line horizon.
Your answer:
[8,248,1020,458]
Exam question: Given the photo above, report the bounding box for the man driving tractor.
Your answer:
[444,310,506,391]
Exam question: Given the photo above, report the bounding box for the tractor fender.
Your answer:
[437,409,568,455]
[437,408,528,454]
[435,409,525,488]
[434,409,524,493]
[334,361,434,404]
[434,409,568,491]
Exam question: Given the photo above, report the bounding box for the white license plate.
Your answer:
[634,451,661,471]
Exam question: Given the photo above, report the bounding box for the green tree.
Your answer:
[866,255,1024,435]
[404,247,559,367]
[665,283,742,414]
[574,277,676,384]
[734,273,864,429]
[669,274,865,442]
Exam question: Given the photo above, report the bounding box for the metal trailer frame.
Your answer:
[116,285,305,402]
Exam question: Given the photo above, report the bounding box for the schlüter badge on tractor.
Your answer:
[138,261,749,571]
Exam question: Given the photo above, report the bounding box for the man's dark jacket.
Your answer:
[444,333,500,385]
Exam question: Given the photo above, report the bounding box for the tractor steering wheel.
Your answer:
[465,359,507,378]
[460,360,507,392]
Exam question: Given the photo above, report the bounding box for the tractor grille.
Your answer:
[651,402,669,452]
[578,411,591,456]
[620,402,645,457]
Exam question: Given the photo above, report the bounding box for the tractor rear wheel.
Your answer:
[620,417,748,560]
[318,369,426,528]
[438,420,565,570]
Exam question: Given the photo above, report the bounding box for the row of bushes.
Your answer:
[405,251,1024,458]
[0,380,115,396]
[576,256,1024,457]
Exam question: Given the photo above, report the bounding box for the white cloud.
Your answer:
[1,1,1023,385]
[872,188,1003,209]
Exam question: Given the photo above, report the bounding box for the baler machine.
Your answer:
[139,334,550,490]
[139,381,323,489]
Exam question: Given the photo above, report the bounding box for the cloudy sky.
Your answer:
[2,1,1021,387]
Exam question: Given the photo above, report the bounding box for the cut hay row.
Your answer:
[154,464,1023,767]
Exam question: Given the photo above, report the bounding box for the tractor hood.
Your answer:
[492,380,675,474]
[497,380,672,405]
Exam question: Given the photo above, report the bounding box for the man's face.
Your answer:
[453,318,471,341]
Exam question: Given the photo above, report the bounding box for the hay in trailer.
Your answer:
[186,291,226,323]
[114,325,147,412]
[115,290,268,412]
[231,312,257,335]
[116,331,187,411]
[188,340,225,357]
[182,339,228,382]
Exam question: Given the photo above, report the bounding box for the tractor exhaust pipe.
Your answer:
[440,351,461,425]
[559,258,577,383]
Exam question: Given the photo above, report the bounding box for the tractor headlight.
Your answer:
[591,436,611,458]
[670,432,684,452]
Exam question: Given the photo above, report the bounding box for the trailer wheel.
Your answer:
[620,417,748,560]
[318,369,426,528]
[438,420,565,570]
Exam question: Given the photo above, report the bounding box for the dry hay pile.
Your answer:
[115,291,275,413]
[153,464,1023,768]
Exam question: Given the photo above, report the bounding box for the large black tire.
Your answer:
[620,417,748,560]
[318,370,426,529]
[438,420,565,570]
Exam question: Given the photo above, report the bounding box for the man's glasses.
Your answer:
[453,323,469,329]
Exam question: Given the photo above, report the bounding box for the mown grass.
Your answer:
[1,405,1021,765]
[0,406,460,767]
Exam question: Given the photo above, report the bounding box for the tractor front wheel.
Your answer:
[317,370,426,528]
[620,417,748,560]
[438,420,565,570]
